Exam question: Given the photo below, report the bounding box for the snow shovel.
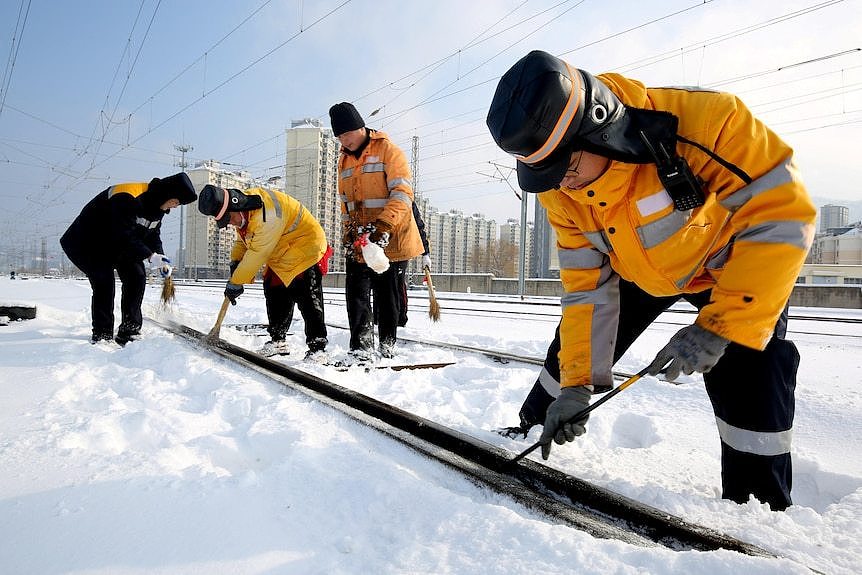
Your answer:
[509,367,650,465]
[205,296,231,344]
[423,266,441,322]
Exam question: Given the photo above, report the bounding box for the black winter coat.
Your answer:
[61,173,196,268]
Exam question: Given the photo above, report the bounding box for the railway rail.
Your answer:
[170,281,862,336]
[150,316,780,559]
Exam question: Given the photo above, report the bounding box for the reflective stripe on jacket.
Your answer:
[539,73,816,389]
[338,130,424,262]
[228,187,326,287]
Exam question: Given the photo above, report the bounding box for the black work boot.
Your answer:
[91,332,113,344]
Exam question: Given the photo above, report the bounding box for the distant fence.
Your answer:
[323,273,862,309]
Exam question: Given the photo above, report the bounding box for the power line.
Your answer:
[0,0,32,120]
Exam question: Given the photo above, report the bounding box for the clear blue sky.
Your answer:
[1,0,860,265]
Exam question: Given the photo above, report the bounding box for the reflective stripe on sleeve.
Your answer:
[537,367,561,398]
[560,266,616,307]
[286,205,303,233]
[363,199,388,209]
[135,217,158,229]
[388,190,412,207]
[558,247,606,270]
[388,177,413,191]
[736,220,815,251]
[719,157,795,212]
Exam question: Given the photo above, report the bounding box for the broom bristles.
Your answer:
[424,267,441,322]
[160,275,176,305]
[428,296,441,322]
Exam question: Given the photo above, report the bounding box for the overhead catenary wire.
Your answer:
[0,0,31,120]
[2,0,859,242]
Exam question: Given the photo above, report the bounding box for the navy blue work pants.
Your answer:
[517,279,796,510]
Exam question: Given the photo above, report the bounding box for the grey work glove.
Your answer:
[539,385,592,460]
[647,324,730,382]
[229,260,240,275]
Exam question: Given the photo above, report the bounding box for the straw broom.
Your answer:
[423,265,441,322]
[160,275,176,305]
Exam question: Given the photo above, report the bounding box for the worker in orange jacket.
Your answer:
[487,51,815,510]
[329,102,425,359]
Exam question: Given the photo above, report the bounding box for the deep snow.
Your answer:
[1,277,860,574]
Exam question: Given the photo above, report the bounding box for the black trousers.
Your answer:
[345,258,407,351]
[62,241,146,339]
[518,279,796,510]
[263,265,328,352]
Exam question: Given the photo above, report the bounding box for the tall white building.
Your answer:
[820,204,849,232]
[426,210,496,275]
[500,218,535,277]
[284,119,343,271]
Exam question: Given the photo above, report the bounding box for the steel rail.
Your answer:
[149,316,777,558]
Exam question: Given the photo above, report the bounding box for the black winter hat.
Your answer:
[147,172,197,206]
[197,185,262,229]
[328,102,365,136]
[487,50,627,193]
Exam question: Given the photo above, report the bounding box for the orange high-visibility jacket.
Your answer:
[228,187,326,287]
[338,130,424,263]
[539,73,816,389]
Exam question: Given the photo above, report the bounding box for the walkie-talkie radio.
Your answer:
[639,131,705,211]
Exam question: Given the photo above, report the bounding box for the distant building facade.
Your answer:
[820,204,850,232]
[284,119,343,271]
[500,217,535,277]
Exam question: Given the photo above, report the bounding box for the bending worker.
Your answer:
[61,172,197,345]
[198,184,328,358]
[486,50,815,510]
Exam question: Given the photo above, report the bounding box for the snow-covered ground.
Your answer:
[1,277,860,574]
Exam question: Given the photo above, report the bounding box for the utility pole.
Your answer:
[411,135,419,197]
[410,135,420,277]
[484,161,527,298]
[174,143,193,277]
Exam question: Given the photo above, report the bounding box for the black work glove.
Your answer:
[538,385,592,460]
[368,220,392,248]
[647,324,730,382]
[342,228,357,260]
[224,282,244,305]
[229,260,240,275]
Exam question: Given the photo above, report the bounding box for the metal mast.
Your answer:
[173,143,193,277]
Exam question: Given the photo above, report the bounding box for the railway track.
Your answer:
[150,316,779,558]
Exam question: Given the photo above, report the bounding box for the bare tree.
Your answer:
[473,238,518,276]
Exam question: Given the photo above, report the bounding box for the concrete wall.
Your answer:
[324,272,861,308]
[788,285,862,309]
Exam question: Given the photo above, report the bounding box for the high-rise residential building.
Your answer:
[425,209,496,275]
[184,160,256,279]
[820,204,849,232]
[284,118,343,271]
[499,217,535,277]
[465,213,497,273]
